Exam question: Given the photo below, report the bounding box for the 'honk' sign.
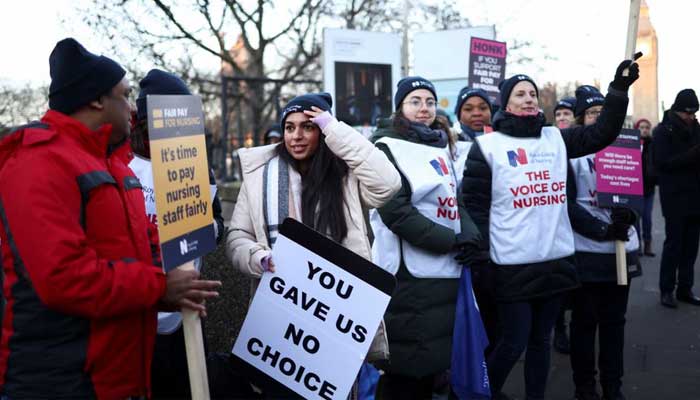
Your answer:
[233,219,396,400]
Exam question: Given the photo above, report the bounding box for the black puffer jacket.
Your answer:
[462,88,629,302]
[372,119,480,378]
[652,110,700,218]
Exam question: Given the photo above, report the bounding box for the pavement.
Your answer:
[503,193,700,400]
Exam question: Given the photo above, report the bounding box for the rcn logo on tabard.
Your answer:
[507,148,528,167]
[429,156,450,176]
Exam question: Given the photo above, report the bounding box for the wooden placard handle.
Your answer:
[622,0,642,76]
[615,241,628,286]
[178,261,211,400]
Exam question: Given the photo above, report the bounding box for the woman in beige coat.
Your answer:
[226,93,401,396]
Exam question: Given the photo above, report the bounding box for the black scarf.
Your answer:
[492,109,546,138]
[402,120,448,148]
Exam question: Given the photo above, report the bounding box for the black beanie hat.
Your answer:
[394,76,437,110]
[280,92,333,126]
[671,89,699,113]
[48,38,126,115]
[574,85,605,117]
[498,74,538,108]
[136,69,191,121]
[553,96,576,115]
[454,87,493,117]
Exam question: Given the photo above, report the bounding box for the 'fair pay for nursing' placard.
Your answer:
[147,95,216,271]
[233,219,396,400]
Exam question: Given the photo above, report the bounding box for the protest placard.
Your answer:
[233,218,396,400]
[595,128,643,285]
[467,37,507,105]
[147,94,216,399]
[147,94,216,272]
[595,129,644,212]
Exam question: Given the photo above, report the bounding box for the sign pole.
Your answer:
[616,0,642,285]
[147,94,218,399]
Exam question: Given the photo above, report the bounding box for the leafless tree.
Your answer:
[0,84,48,132]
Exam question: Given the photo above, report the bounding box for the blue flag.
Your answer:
[450,266,491,399]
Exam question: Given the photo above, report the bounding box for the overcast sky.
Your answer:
[1,0,697,113]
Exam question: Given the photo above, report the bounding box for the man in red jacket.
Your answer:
[0,38,221,399]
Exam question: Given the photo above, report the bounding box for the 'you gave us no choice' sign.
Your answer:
[233,219,396,400]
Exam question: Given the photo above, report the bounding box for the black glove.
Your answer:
[602,222,630,242]
[610,52,642,91]
[454,239,490,266]
[611,207,636,225]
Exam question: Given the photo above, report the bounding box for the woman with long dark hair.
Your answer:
[370,76,482,399]
[226,92,401,397]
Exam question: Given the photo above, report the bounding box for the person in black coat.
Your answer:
[461,56,640,400]
[635,118,657,256]
[652,89,700,308]
[566,85,640,400]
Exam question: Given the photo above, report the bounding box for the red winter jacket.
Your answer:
[0,110,167,399]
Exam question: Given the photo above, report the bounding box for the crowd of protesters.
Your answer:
[1,36,699,400]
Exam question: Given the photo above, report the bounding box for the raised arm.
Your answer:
[320,118,401,208]
[562,56,640,158]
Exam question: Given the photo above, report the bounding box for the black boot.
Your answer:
[643,240,656,257]
[661,292,678,308]
[602,385,626,400]
[575,387,602,400]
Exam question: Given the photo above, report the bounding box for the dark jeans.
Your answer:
[472,262,501,356]
[641,193,655,241]
[378,373,435,400]
[487,295,563,400]
[659,215,700,293]
[570,282,630,393]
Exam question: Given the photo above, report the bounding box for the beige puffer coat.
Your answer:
[225,118,401,362]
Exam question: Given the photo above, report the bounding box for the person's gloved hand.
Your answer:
[611,207,636,225]
[602,222,630,242]
[453,233,489,266]
[610,52,642,91]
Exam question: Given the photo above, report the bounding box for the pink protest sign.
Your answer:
[468,37,507,105]
[595,128,644,211]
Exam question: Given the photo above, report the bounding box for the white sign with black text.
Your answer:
[233,219,395,400]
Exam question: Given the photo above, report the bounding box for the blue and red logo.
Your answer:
[430,157,450,176]
[507,148,528,167]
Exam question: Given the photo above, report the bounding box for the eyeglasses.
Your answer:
[585,109,602,117]
[403,98,437,110]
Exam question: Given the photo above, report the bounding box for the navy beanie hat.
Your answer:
[394,76,437,110]
[553,96,576,115]
[671,89,699,113]
[48,38,126,115]
[136,69,191,121]
[280,92,333,126]
[574,85,605,117]
[498,74,538,108]
[454,87,492,117]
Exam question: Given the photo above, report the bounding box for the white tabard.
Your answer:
[370,137,462,278]
[570,155,639,254]
[476,127,575,265]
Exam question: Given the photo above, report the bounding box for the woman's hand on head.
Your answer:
[303,106,325,119]
[304,106,335,131]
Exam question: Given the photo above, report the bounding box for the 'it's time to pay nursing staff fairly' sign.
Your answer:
[147,94,216,271]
